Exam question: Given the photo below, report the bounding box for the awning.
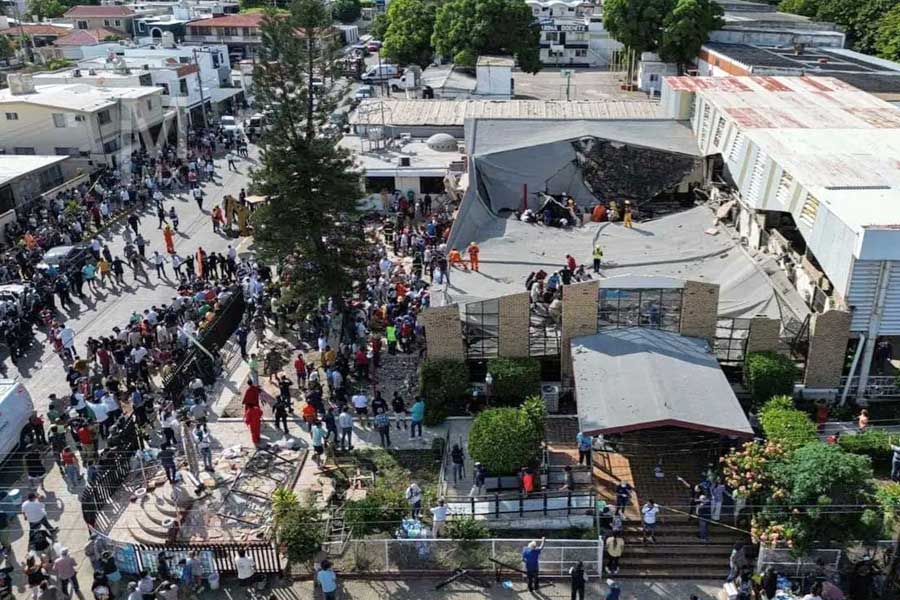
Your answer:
[365,168,449,178]
[208,87,244,104]
[572,328,753,438]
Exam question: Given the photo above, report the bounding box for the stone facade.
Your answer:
[746,317,782,354]
[680,281,719,342]
[561,280,600,375]
[804,309,851,388]
[419,304,465,361]
[498,292,530,358]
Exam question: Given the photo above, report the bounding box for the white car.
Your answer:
[220,115,242,135]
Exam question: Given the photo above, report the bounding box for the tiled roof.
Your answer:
[64,5,135,17]
[54,28,123,46]
[1,24,71,36]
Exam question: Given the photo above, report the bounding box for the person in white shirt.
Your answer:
[351,392,369,427]
[22,493,56,533]
[430,498,448,537]
[338,408,354,451]
[58,325,77,361]
[405,482,422,520]
[236,549,255,586]
[641,500,660,544]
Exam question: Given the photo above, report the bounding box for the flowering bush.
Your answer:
[721,440,787,505]
[751,517,797,549]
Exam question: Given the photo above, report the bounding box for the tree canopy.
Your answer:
[381,0,436,66]
[332,0,361,24]
[250,1,368,308]
[875,3,900,60]
[603,0,673,56]
[26,0,67,20]
[659,0,724,72]
[779,0,900,58]
[431,0,542,73]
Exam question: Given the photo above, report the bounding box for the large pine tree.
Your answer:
[250,0,369,307]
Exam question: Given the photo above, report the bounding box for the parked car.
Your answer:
[220,115,242,136]
[367,40,382,52]
[36,244,91,274]
[354,85,374,102]
[245,113,270,138]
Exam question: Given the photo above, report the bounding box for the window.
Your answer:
[179,78,189,95]
[39,164,63,190]
[55,147,78,156]
[462,298,500,359]
[74,115,85,122]
[138,74,152,86]
[102,139,119,154]
[179,56,191,64]
[212,53,221,68]
[104,19,111,26]
[159,83,170,96]
[545,32,558,42]
[98,110,111,125]
[649,74,659,82]
[598,287,683,333]
[242,27,252,37]
[14,147,35,155]
[574,49,587,57]
[5,112,18,120]
[147,99,153,110]
[77,20,88,29]
[115,20,121,26]
[52,113,66,128]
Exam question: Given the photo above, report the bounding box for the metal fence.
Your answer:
[756,546,841,579]
[840,375,900,398]
[327,538,602,576]
[444,491,595,519]
[132,541,282,576]
[79,416,140,527]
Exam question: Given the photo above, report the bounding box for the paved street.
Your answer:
[2,145,257,594]
[204,577,727,599]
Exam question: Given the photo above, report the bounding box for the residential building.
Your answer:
[0,155,68,213]
[0,74,168,174]
[64,6,137,36]
[54,27,127,52]
[526,0,594,66]
[712,0,845,48]
[185,13,343,59]
[0,20,72,47]
[637,52,679,96]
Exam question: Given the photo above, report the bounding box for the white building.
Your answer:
[0,75,169,175]
[637,52,679,96]
[526,0,595,67]
[0,155,68,213]
[661,74,900,397]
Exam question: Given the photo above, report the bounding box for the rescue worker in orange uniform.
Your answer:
[448,248,468,270]
[468,241,480,272]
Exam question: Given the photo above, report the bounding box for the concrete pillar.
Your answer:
[419,304,465,361]
[498,292,530,358]
[561,280,600,376]
[804,310,851,389]
[745,317,782,354]
[680,280,720,343]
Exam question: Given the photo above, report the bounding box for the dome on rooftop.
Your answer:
[426,133,458,152]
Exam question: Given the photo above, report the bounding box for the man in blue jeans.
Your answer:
[317,559,338,600]
[522,537,545,592]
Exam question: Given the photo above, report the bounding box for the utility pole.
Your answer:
[192,48,208,128]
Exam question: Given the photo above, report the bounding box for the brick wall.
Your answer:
[420,304,465,361]
[498,292,530,358]
[680,281,719,342]
[746,317,782,354]
[804,310,850,388]
[561,280,600,375]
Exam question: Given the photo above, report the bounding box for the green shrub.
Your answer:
[521,395,546,440]
[419,359,470,425]
[759,396,817,451]
[445,516,489,540]
[876,482,900,533]
[469,406,543,475]
[487,358,541,406]
[274,494,325,566]
[745,352,799,409]
[838,430,893,462]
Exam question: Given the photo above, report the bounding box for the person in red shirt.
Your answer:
[354,349,368,379]
[60,446,80,486]
[565,254,577,272]
[245,403,263,445]
[294,355,307,388]
[77,423,95,463]
[243,381,261,413]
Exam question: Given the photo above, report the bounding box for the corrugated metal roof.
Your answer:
[350,99,663,126]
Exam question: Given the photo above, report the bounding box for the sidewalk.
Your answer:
[199,577,727,599]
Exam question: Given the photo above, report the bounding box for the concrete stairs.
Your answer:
[120,470,201,546]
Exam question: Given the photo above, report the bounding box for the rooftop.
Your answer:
[339,136,465,178]
[350,99,664,127]
[186,13,266,28]
[0,155,68,188]
[0,24,72,36]
[0,83,160,112]
[420,65,477,93]
[54,28,124,46]
[572,327,753,437]
[477,55,515,67]
[64,5,136,17]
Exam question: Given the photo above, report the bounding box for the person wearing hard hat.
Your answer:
[623,201,633,229]
[592,244,604,273]
[467,241,480,272]
[448,248,467,270]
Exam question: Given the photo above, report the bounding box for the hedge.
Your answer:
[838,430,894,463]
[758,395,817,451]
[419,359,470,426]
[487,357,541,407]
[745,352,799,409]
[468,406,543,475]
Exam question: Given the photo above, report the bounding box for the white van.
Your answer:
[361,64,400,83]
[0,380,34,463]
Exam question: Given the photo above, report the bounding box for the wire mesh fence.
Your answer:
[327,538,602,576]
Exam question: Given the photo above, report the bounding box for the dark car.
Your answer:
[36,244,91,274]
